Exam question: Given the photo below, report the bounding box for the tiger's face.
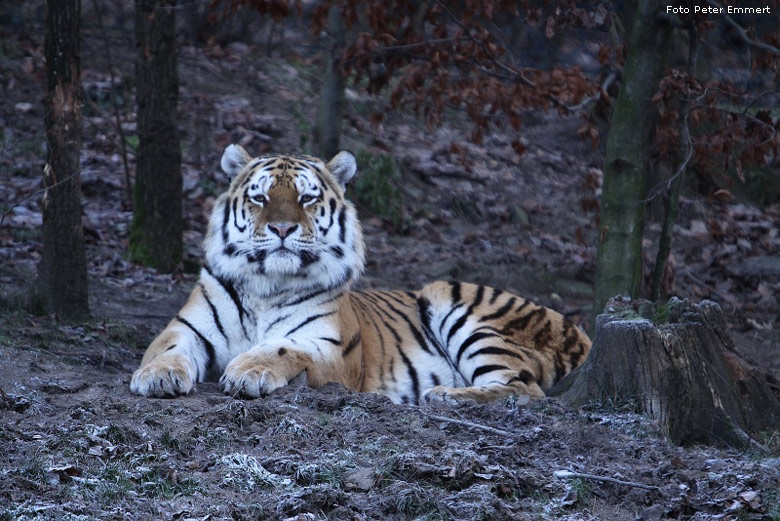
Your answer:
[242,159,330,275]
[205,145,365,294]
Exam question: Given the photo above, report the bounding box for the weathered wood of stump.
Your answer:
[558,298,780,448]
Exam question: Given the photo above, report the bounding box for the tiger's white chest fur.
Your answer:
[198,267,347,376]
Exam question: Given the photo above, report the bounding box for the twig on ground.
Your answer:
[429,414,515,437]
[554,469,660,491]
[409,162,487,185]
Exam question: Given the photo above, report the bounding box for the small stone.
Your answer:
[736,238,752,251]
[15,102,34,113]
[688,220,708,236]
[640,504,663,521]
[512,205,530,225]
[226,41,250,56]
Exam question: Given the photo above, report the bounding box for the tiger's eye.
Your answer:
[300,195,315,204]
[252,195,267,205]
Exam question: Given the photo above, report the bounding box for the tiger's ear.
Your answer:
[221,144,252,178]
[326,151,357,190]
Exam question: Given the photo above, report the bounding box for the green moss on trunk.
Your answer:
[129,0,182,273]
[593,0,673,319]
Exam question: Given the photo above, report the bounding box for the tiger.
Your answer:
[130,144,591,404]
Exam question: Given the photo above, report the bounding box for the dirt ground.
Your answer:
[1,4,779,520]
[2,335,779,521]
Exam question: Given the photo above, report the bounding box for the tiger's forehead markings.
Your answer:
[234,154,340,197]
[292,158,339,197]
[241,169,273,192]
[271,160,298,188]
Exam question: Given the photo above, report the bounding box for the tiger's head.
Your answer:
[205,144,365,295]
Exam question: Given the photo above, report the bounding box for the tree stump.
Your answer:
[557,297,780,448]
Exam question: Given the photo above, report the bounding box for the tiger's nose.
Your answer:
[268,222,298,239]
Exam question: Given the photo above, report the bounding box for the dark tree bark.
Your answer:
[36,0,90,320]
[130,0,182,272]
[593,0,673,319]
[558,298,780,448]
[312,6,346,159]
[650,24,698,302]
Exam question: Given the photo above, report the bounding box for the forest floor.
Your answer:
[1,5,779,520]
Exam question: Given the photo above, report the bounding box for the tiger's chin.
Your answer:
[264,249,303,276]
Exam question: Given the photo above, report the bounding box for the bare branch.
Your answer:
[435,0,536,87]
[0,175,43,229]
[554,469,660,491]
[0,119,47,229]
[564,70,618,111]
[706,0,780,55]
[374,37,458,55]
[656,12,687,29]
[91,0,133,208]
[428,414,516,438]
[643,105,695,205]
[643,81,777,207]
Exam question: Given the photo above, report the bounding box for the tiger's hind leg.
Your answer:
[417,281,590,404]
[422,365,545,403]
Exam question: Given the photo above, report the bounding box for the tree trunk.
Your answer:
[36,0,90,320]
[312,6,346,159]
[650,24,698,302]
[558,298,780,448]
[593,0,673,319]
[130,0,182,272]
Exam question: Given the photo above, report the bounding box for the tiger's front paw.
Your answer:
[220,353,288,398]
[130,354,195,397]
[220,347,317,398]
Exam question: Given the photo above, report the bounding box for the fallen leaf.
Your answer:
[344,467,376,491]
[48,465,83,484]
[739,490,762,510]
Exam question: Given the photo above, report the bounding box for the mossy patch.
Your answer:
[352,149,404,230]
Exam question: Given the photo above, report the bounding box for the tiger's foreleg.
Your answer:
[131,278,237,397]
[219,340,327,398]
[130,325,207,397]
